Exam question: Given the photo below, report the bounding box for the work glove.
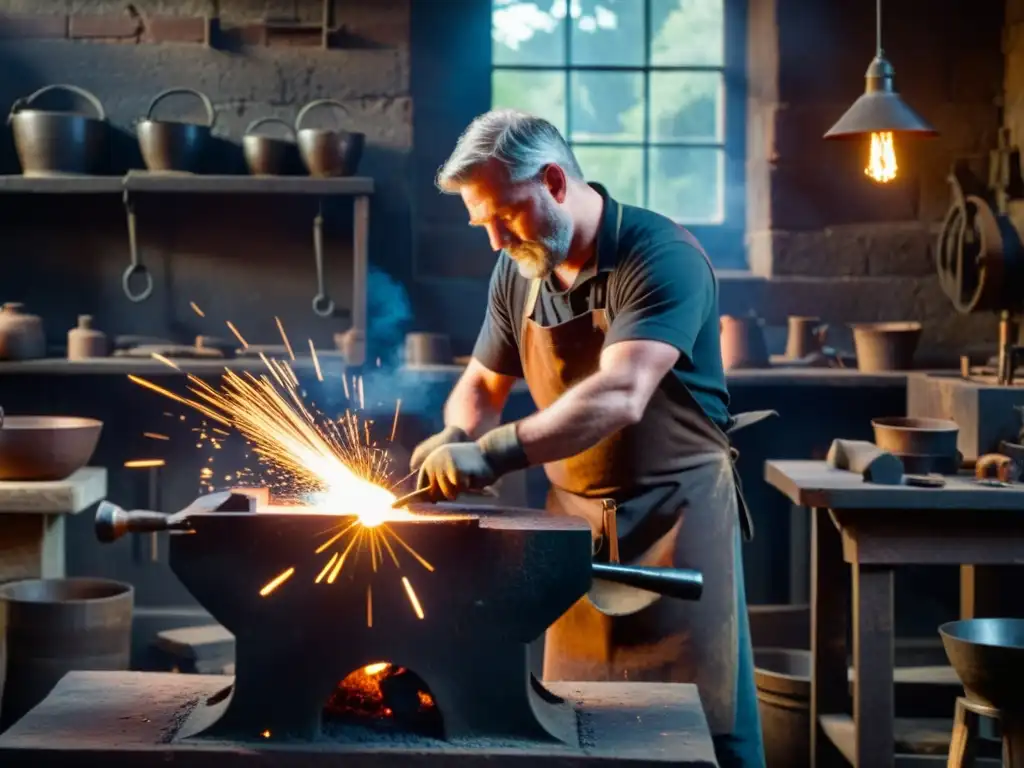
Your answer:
[409,425,469,472]
[416,423,529,501]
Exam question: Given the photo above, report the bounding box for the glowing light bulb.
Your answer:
[865,131,898,184]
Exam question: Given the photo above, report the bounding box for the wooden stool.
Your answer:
[948,696,1024,767]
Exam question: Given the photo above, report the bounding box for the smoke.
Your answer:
[310,266,448,424]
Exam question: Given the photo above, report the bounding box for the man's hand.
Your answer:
[417,443,497,500]
[409,426,469,471]
[416,423,530,501]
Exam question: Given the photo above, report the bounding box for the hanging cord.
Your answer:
[875,0,883,56]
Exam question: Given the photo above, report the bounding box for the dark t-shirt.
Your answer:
[471,185,731,427]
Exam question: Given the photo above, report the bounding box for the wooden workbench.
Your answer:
[765,460,1024,768]
[0,468,107,583]
[0,671,719,767]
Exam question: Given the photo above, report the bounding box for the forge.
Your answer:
[0,490,718,767]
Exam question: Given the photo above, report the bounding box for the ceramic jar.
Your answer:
[719,314,769,370]
[0,303,45,361]
[67,315,108,360]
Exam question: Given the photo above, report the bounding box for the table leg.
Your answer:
[851,562,894,768]
[960,565,1024,619]
[811,507,848,768]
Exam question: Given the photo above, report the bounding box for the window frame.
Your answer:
[491,0,747,268]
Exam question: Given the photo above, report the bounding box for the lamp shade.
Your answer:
[823,55,938,139]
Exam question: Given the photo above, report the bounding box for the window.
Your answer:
[492,0,746,266]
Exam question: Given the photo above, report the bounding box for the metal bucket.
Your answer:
[137,87,216,173]
[243,117,298,176]
[0,578,133,732]
[295,98,365,178]
[8,84,107,176]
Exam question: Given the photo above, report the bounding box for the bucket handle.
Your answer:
[295,99,351,133]
[244,117,296,139]
[144,87,216,128]
[8,84,106,124]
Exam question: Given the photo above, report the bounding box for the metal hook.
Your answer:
[122,190,154,303]
[311,198,336,317]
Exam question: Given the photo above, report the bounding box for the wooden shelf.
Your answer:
[0,175,124,194]
[0,173,374,196]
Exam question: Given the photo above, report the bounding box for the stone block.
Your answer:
[747,222,937,278]
[334,0,409,49]
[68,13,139,39]
[0,13,66,38]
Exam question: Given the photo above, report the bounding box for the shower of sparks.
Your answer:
[308,339,323,382]
[143,432,170,441]
[124,458,166,469]
[259,566,295,596]
[130,317,443,624]
[390,399,402,442]
[190,301,205,317]
[275,317,296,361]
[152,353,180,371]
[226,321,248,349]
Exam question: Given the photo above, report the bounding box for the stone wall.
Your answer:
[1007,0,1024,155]
[744,0,1005,358]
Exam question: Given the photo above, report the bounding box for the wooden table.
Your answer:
[0,468,107,583]
[765,460,1024,768]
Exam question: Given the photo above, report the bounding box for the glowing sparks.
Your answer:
[309,339,323,382]
[259,567,295,596]
[402,576,425,620]
[190,301,205,317]
[226,321,248,349]
[865,131,898,184]
[129,315,438,624]
[152,353,180,371]
[390,399,402,442]
[124,459,166,469]
[364,661,387,675]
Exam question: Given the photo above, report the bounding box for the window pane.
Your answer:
[649,0,724,67]
[492,70,567,134]
[574,146,644,207]
[570,0,644,66]
[649,71,723,143]
[569,71,644,143]
[492,0,567,66]
[647,147,724,224]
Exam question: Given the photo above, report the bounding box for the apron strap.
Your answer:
[521,277,542,342]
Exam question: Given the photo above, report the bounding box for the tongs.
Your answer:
[392,485,498,508]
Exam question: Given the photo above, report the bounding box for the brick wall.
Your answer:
[743,0,1005,358]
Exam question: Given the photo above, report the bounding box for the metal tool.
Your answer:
[311,199,335,317]
[392,485,498,508]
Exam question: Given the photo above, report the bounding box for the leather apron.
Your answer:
[526,202,769,736]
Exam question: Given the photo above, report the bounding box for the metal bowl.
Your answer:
[940,618,1024,711]
[0,408,103,481]
[871,416,959,457]
[136,88,215,174]
[294,98,364,178]
[8,84,107,177]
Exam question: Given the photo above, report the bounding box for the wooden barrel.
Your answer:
[755,648,811,768]
[0,578,133,731]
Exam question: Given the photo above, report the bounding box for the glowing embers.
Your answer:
[323,663,442,738]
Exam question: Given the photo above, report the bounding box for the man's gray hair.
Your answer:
[435,109,584,193]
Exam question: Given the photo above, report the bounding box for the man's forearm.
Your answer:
[514,370,639,465]
[443,375,504,439]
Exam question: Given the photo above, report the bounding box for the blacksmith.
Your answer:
[410,108,768,768]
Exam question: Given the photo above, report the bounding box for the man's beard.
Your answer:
[507,211,573,280]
